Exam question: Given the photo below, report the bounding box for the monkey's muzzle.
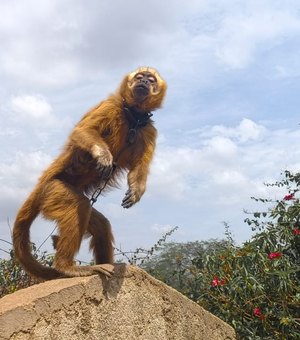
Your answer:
[133,83,150,97]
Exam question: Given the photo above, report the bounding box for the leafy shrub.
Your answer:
[0,244,54,298]
[198,171,300,338]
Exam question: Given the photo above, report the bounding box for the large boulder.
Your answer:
[0,265,235,340]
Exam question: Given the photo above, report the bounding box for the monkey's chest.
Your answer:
[108,129,144,169]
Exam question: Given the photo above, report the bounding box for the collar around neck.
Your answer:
[122,100,153,128]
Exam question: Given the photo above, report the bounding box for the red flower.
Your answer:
[211,278,219,287]
[284,193,294,201]
[268,252,282,260]
[253,307,262,316]
[253,307,265,320]
[211,277,226,287]
[219,278,226,285]
[293,228,300,236]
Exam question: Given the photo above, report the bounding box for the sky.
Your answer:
[1,0,300,262]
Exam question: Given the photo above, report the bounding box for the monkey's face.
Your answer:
[129,71,158,101]
[120,67,167,111]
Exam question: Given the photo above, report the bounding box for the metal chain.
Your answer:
[90,165,116,206]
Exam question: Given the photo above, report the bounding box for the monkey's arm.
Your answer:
[122,127,157,208]
[69,111,113,168]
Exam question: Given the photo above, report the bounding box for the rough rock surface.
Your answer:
[0,265,235,340]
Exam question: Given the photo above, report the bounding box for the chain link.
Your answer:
[90,165,116,206]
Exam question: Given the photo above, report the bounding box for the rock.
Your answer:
[0,264,235,340]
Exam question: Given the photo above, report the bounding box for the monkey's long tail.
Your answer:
[13,188,64,280]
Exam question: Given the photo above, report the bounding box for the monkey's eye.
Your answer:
[148,76,156,83]
[135,74,143,80]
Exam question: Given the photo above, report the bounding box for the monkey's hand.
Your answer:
[121,184,145,209]
[91,145,113,177]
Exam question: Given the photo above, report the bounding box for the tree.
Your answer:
[142,239,229,299]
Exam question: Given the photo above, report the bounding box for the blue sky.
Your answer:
[1,0,300,261]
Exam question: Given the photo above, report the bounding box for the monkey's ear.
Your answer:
[155,74,167,93]
[119,75,130,96]
[119,74,134,106]
[152,76,167,96]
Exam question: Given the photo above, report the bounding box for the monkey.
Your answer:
[13,67,167,281]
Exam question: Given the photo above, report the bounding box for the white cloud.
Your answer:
[204,136,238,158]
[0,0,299,96]
[168,1,300,73]
[0,151,51,199]
[0,0,180,88]
[0,151,51,184]
[211,118,267,142]
[0,151,52,220]
[214,6,300,69]
[149,119,300,206]
[11,95,53,121]
[8,94,70,129]
[0,127,20,137]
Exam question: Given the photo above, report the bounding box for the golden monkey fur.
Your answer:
[13,67,167,280]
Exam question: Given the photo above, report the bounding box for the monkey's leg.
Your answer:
[41,180,113,277]
[87,208,114,264]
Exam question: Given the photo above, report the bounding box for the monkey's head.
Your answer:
[120,67,167,112]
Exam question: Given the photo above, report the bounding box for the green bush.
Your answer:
[0,244,54,298]
[143,171,300,339]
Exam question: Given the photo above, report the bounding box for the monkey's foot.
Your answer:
[90,264,114,277]
[59,264,114,278]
